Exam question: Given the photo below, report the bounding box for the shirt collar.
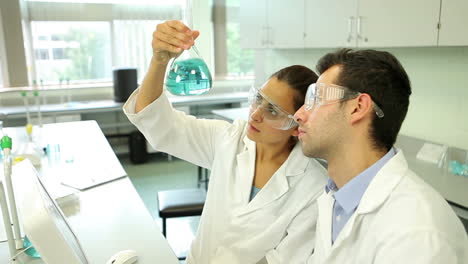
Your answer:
[326,148,397,214]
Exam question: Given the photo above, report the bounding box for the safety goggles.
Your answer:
[248,86,298,130]
[305,83,385,118]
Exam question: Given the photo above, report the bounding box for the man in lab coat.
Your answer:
[294,48,468,263]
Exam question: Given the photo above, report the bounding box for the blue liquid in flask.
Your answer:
[23,236,41,258]
[166,58,212,96]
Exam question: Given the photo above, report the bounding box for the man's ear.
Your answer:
[349,94,374,124]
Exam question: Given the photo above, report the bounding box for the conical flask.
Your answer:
[165,45,213,96]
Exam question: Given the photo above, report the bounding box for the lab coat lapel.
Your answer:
[316,191,335,256]
[330,149,409,249]
[234,136,256,208]
[234,141,308,216]
[238,164,289,216]
[357,149,408,214]
[332,212,359,248]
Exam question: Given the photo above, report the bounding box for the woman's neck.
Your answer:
[255,139,294,164]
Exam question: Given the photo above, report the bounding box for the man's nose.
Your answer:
[294,105,306,124]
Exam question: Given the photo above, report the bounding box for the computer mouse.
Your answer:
[106,249,139,264]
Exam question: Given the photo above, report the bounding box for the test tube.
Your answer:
[21,91,32,125]
[59,78,65,105]
[67,78,72,103]
[40,79,47,105]
[34,91,43,128]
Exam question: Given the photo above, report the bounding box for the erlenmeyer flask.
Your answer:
[165,46,213,96]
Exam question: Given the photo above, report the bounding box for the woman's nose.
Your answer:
[250,106,263,122]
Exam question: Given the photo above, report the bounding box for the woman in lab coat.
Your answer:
[124,20,328,264]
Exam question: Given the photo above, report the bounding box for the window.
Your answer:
[52,48,67,60]
[35,49,49,60]
[31,21,112,83]
[214,0,254,79]
[0,10,7,87]
[226,22,254,77]
[113,20,163,80]
[23,0,184,86]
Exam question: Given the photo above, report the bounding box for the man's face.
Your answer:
[294,65,347,159]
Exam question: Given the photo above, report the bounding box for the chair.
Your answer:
[197,166,210,190]
[157,188,207,260]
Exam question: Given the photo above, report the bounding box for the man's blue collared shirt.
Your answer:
[326,148,396,244]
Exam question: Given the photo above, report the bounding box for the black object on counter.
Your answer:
[113,67,138,102]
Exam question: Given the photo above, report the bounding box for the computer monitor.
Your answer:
[13,159,89,264]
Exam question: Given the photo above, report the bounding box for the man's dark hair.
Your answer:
[316,48,412,151]
[271,65,318,111]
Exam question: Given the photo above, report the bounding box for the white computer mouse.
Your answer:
[106,249,139,264]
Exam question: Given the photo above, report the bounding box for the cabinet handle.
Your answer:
[269,27,274,46]
[347,16,354,42]
[357,16,367,42]
[262,26,268,47]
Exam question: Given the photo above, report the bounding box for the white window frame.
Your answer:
[24,1,182,87]
[0,9,10,87]
[213,0,254,80]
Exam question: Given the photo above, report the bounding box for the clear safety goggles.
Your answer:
[305,83,385,118]
[248,86,298,130]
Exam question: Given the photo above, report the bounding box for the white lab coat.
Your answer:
[124,90,328,264]
[308,149,468,264]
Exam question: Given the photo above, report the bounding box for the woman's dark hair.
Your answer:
[316,48,412,151]
[270,65,318,111]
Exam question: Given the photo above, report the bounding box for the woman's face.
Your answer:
[246,77,300,145]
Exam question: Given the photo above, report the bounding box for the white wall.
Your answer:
[255,47,468,150]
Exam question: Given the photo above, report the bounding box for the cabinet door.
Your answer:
[438,0,468,46]
[240,0,268,48]
[304,0,358,48]
[268,0,305,48]
[357,0,439,47]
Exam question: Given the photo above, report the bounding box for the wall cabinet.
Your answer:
[304,0,358,48]
[356,0,439,47]
[304,0,440,48]
[438,0,468,46]
[241,0,467,49]
[240,0,304,49]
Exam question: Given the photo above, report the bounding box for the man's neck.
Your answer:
[327,142,388,189]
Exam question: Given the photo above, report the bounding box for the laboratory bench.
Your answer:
[0,120,180,263]
[1,91,249,158]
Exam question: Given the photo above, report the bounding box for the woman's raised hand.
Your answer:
[152,20,200,64]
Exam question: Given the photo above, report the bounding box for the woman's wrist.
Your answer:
[152,51,172,65]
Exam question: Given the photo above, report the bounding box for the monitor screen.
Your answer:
[13,159,89,264]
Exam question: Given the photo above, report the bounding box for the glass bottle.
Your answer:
[23,235,41,258]
[165,46,212,96]
[164,0,212,96]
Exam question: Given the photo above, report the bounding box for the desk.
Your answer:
[211,108,468,220]
[395,135,468,215]
[211,107,249,122]
[1,92,249,121]
[0,121,179,263]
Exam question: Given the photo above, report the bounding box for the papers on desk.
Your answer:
[416,143,448,167]
[60,162,126,191]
